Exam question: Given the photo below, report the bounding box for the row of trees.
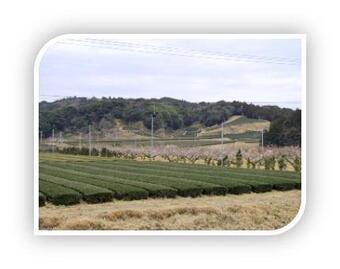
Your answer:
[45,144,301,172]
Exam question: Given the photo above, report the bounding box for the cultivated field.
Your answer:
[39,153,301,207]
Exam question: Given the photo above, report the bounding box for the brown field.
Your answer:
[39,190,301,231]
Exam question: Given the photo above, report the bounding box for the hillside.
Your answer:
[39,97,297,139]
[198,116,270,137]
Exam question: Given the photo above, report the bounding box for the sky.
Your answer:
[39,37,302,109]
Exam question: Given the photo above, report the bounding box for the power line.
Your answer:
[83,38,300,63]
[60,40,299,65]
[58,39,299,66]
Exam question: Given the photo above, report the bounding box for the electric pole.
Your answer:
[89,124,92,156]
[221,120,224,167]
[221,120,224,145]
[79,133,82,149]
[52,128,55,153]
[151,104,157,148]
[261,128,264,152]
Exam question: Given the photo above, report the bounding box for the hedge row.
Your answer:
[44,161,248,196]
[40,166,149,201]
[39,192,46,207]
[101,160,299,191]
[40,152,300,181]
[110,158,300,180]
[86,161,272,193]
[39,180,81,205]
[83,161,251,194]
[42,163,219,197]
[40,173,113,203]
[40,165,177,198]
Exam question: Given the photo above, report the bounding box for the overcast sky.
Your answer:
[39,37,302,109]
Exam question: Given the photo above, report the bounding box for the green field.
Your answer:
[39,153,301,206]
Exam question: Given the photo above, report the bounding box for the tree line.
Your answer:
[39,96,301,146]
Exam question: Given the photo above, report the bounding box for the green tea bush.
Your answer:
[40,173,113,203]
[40,164,177,199]
[80,147,89,155]
[108,159,299,194]
[89,161,251,195]
[39,180,81,205]
[100,147,108,157]
[272,182,296,191]
[91,148,99,156]
[39,192,46,207]
[39,154,302,204]
[40,165,149,200]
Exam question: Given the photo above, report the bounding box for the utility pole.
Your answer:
[221,121,224,145]
[151,104,156,148]
[221,120,224,167]
[261,128,264,152]
[52,128,55,153]
[59,131,63,144]
[89,124,92,157]
[79,133,82,149]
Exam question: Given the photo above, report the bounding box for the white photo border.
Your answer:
[34,34,307,236]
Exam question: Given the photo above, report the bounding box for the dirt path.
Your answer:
[39,190,301,231]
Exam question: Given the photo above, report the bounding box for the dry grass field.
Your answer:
[39,190,300,230]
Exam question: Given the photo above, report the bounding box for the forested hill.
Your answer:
[39,97,300,136]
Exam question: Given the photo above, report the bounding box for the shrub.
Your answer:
[39,180,81,205]
[250,183,273,193]
[273,182,296,191]
[40,173,113,203]
[101,147,108,157]
[40,166,150,201]
[80,147,89,155]
[91,148,99,156]
[39,192,46,207]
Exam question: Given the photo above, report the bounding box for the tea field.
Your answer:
[39,153,301,206]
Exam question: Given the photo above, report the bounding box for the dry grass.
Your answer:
[39,190,301,231]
